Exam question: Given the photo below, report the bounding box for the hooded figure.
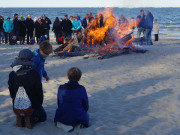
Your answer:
[3,16,14,33]
[8,49,46,129]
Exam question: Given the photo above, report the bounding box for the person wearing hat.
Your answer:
[3,16,14,44]
[33,40,52,81]
[19,15,26,44]
[62,14,72,43]
[8,49,47,129]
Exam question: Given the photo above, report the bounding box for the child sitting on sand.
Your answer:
[54,67,89,132]
[33,40,52,81]
[8,49,46,129]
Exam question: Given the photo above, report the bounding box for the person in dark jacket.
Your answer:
[54,67,89,132]
[144,10,154,45]
[62,14,72,43]
[8,49,46,129]
[19,17,26,44]
[136,9,145,38]
[52,17,60,42]
[41,14,51,40]
[34,18,43,43]
[89,12,94,23]
[0,16,4,44]
[82,14,89,29]
[25,14,34,44]
[13,13,20,43]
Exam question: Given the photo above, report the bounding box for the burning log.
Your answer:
[98,50,130,59]
[58,52,89,57]
[54,38,74,53]
[54,33,80,53]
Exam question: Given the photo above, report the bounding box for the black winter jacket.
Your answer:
[34,21,43,38]
[41,17,52,30]
[62,19,72,33]
[8,68,43,109]
[19,21,26,37]
[13,18,20,33]
[25,18,34,33]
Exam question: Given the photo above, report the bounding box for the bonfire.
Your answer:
[54,8,147,59]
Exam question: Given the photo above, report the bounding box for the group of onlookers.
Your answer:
[136,9,159,45]
[0,13,51,45]
[0,10,159,45]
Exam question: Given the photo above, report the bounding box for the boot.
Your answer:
[24,116,32,129]
[16,115,22,127]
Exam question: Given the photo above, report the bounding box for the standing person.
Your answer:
[153,19,159,41]
[34,18,43,43]
[19,16,26,44]
[52,17,60,42]
[3,16,14,44]
[69,16,74,23]
[8,49,47,129]
[13,13,20,43]
[62,14,72,43]
[25,14,34,44]
[33,41,52,81]
[0,16,4,44]
[54,67,89,132]
[144,10,154,45]
[41,14,51,40]
[72,16,82,33]
[136,9,145,38]
[82,14,89,29]
[89,12,94,23]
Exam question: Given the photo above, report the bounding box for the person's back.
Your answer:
[145,12,154,29]
[54,67,89,132]
[62,18,72,33]
[8,49,46,129]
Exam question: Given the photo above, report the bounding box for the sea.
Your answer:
[0,7,179,39]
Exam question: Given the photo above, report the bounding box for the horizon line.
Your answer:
[0,6,179,8]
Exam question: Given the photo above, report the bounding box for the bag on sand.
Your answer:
[14,86,32,116]
[13,86,33,129]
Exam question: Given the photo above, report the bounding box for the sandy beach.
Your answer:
[1,37,180,135]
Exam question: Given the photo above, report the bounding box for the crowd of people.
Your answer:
[0,10,159,46]
[6,9,160,132]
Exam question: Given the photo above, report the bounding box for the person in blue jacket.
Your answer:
[144,10,154,45]
[33,40,52,81]
[136,9,145,38]
[54,67,89,132]
[3,16,14,44]
[72,16,82,33]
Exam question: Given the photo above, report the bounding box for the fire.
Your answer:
[65,8,135,54]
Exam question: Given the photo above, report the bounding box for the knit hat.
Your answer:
[11,49,34,67]
[20,15,23,18]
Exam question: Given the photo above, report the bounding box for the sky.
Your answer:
[0,0,180,8]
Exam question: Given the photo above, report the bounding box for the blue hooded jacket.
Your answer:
[72,20,82,30]
[3,16,14,33]
[144,12,154,29]
[54,81,89,127]
[33,48,47,80]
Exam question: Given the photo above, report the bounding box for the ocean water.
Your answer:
[0,7,179,39]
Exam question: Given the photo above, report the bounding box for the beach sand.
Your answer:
[0,37,180,135]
